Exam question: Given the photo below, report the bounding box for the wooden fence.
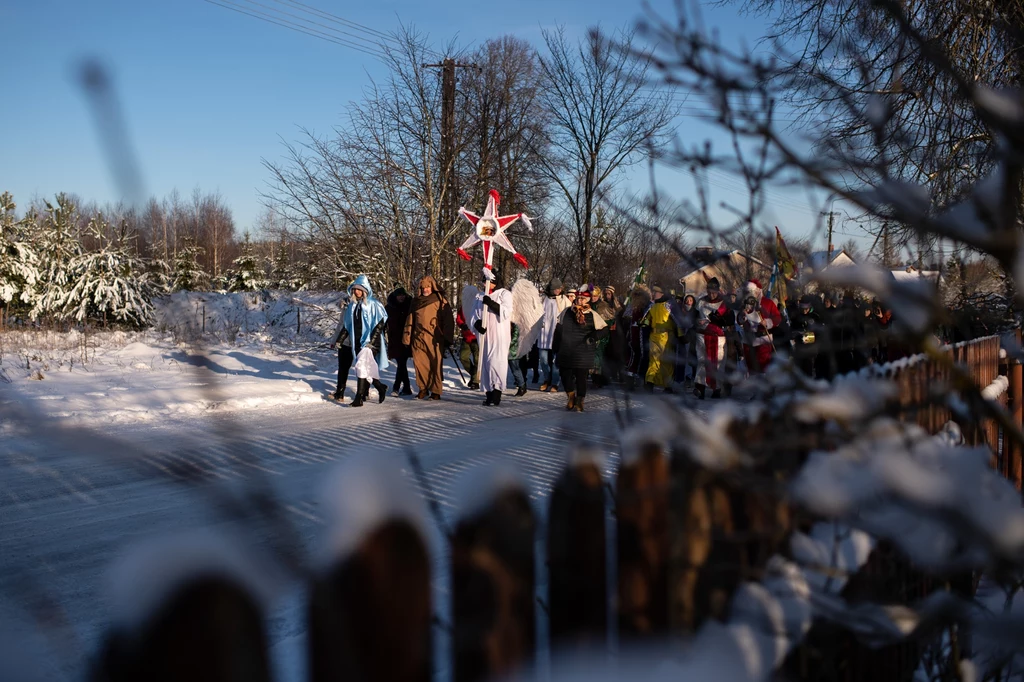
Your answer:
[86,333,1022,682]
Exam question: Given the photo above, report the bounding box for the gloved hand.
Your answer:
[482,295,500,314]
[473,319,486,335]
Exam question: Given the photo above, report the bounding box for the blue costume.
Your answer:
[330,275,389,406]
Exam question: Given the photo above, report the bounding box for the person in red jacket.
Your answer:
[738,279,782,374]
[456,308,480,390]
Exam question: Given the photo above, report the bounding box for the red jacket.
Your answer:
[456,309,476,343]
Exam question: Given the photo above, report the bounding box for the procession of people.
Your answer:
[329,269,902,408]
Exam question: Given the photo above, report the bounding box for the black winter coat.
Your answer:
[385,288,413,360]
[554,309,609,370]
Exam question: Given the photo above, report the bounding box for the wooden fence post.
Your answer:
[452,473,536,682]
[616,438,670,640]
[547,447,607,654]
[91,539,273,682]
[1011,359,1023,491]
[308,518,432,682]
[308,460,432,682]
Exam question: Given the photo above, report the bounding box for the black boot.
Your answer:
[515,384,527,397]
[400,383,413,396]
[332,387,344,401]
[483,390,494,406]
[373,379,387,403]
[493,390,502,406]
[351,379,367,407]
[693,383,706,400]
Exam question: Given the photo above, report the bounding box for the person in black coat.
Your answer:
[791,294,826,378]
[554,295,609,412]
[385,286,413,395]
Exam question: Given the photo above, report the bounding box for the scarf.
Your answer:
[573,299,592,325]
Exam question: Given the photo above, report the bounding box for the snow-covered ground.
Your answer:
[0,296,685,680]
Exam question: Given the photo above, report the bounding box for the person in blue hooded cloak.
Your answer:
[329,274,389,406]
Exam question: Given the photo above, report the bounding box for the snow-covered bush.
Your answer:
[0,192,39,317]
[224,234,268,292]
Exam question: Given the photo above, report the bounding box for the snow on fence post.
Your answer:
[91,533,276,682]
[615,433,670,640]
[451,467,536,682]
[546,446,608,654]
[308,459,432,682]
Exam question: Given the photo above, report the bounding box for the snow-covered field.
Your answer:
[0,291,679,681]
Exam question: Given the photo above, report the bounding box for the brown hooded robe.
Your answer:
[403,275,454,396]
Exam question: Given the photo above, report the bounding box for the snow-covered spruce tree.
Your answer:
[30,193,83,322]
[53,214,157,328]
[269,238,297,290]
[171,238,210,292]
[225,234,268,292]
[0,192,40,320]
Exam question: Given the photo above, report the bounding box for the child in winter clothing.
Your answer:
[330,275,389,406]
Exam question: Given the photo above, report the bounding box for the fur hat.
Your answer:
[706,277,721,291]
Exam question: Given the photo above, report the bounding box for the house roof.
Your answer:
[807,249,855,271]
[678,249,770,280]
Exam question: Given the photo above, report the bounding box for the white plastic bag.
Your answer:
[353,346,380,381]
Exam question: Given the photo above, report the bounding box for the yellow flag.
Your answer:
[775,226,796,280]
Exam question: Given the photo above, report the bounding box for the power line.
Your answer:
[203,0,387,61]
[236,0,391,56]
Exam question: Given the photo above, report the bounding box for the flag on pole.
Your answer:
[775,226,796,281]
[633,260,647,285]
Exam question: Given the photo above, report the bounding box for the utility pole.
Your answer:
[882,221,891,269]
[423,58,477,280]
[821,210,840,263]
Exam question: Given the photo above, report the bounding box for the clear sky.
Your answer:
[1,0,867,254]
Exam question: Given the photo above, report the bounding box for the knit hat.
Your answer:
[548,277,563,291]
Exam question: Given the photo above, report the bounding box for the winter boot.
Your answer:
[351,380,367,407]
[565,391,576,411]
[372,380,387,403]
[645,382,655,393]
[468,380,480,390]
[550,383,559,393]
[416,389,428,399]
[493,391,502,406]
[429,393,441,400]
[539,382,551,392]
[483,390,496,406]
[574,396,585,412]
[693,383,706,400]
[332,387,344,402]
[515,384,528,397]
[400,383,413,396]
[712,388,722,400]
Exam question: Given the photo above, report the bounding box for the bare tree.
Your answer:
[537,26,676,283]
[733,0,1024,250]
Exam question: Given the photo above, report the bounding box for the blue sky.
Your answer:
[1,0,867,254]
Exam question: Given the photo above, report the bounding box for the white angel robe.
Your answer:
[471,287,513,393]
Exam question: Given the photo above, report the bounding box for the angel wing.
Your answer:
[461,284,480,332]
[510,278,544,358]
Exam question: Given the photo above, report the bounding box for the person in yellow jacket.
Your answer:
[641,284,679,392]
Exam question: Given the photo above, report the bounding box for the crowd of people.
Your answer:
[328,271,905,409]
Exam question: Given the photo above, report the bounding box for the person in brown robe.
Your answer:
[403,275,455,399]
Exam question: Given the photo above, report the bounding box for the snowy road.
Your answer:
[0,384,670,679]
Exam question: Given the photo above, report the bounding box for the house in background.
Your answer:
[676,246,772,295]
[804,249,857,275]
[892,265,944,288]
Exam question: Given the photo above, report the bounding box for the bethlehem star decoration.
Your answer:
[456,189,533,281]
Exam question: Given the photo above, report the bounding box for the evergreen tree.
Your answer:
[0,192,40,317]
[172,238,210,292]
[226,234,268,292]
[31,193,83,320]
[56,216,157,327]
[269,237,297,290]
